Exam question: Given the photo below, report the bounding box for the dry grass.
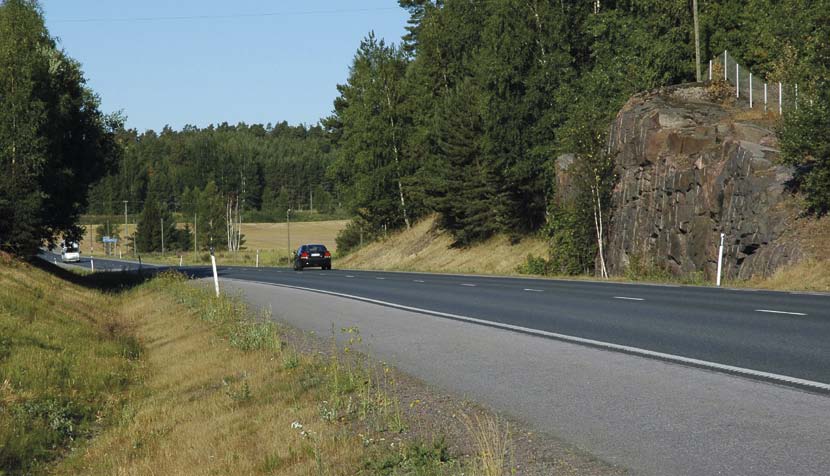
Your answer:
[737,260,830,292]
[462,414,512,476]
[77,220,348,256]
[53,288,364,475]
[737,215,830,292]
[338,216,548,276]
[42,273,469,476]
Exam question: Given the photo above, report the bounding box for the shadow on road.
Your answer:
[29,255,219,293]
[29,257,153,293]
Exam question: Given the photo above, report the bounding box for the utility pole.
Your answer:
[287,208,292,265]
[123,201,129,254]
[693,0,701,82]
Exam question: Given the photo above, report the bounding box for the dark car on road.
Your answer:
[293,244,332,270]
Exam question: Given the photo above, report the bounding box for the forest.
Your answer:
[1,0,828,272]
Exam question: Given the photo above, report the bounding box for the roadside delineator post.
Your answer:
[716,233,725,287]
[210,247,220,297]
[91,259,94,273]
[179,255,183,267]
[256,249,260,268]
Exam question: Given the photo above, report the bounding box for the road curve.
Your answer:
[44,253,830,475]
[45,252,830,388]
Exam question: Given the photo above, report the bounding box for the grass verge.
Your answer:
[0,254,141,474]
[50,272,478,475]
[2,257,527,475]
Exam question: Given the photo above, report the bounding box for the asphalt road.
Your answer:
[44,251,830,388]
[44,252,830,474]
[226,281,830,476]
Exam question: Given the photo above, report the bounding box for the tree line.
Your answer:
[2,0,827,267]
[86,122,340,252]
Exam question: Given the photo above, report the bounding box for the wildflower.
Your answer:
[291,421,303,430]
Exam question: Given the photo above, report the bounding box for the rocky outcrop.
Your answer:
[603,85,803,280]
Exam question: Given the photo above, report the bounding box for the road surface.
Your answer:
[44,252,830,475]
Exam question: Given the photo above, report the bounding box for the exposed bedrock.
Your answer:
[600,85,803,280]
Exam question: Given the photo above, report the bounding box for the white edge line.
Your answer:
[224,278,830,393]
[756,309,807,316]
[614,296,645,301]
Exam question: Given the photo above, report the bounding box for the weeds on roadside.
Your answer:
[462,413,514,476]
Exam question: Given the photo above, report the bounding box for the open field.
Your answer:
[77,220,349,262]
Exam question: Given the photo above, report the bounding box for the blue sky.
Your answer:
[40,1,409,132]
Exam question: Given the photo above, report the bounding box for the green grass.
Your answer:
[0,257,141,474]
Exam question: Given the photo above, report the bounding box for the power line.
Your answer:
[51,7,400,24]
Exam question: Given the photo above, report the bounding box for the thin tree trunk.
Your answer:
[385,91,411,229]
[592,184,609,279]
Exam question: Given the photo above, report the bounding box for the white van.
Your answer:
[61,241,81,263]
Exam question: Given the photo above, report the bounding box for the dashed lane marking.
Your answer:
[461,283,477,287]
[414,280,425,283]
[524,288,543,292]
[614,296,645,301]
[756,309,807,316]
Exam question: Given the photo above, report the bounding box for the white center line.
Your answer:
[461,283,477,287]
[345,275,355,278]
[523,288,543,292]
[414,280,425,283]
[614,296,645,301]
[376,277,386,280]
[756,309,807,316]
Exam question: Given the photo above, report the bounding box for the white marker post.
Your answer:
[179,255,183,267]
[724,51,728,81]
[210,247,220,297]
[716,233,725,287]
[256,249,260,268]
[749,73,753,108]
[90,259,94,273]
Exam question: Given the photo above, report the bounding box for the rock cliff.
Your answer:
[601,85,803,280]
